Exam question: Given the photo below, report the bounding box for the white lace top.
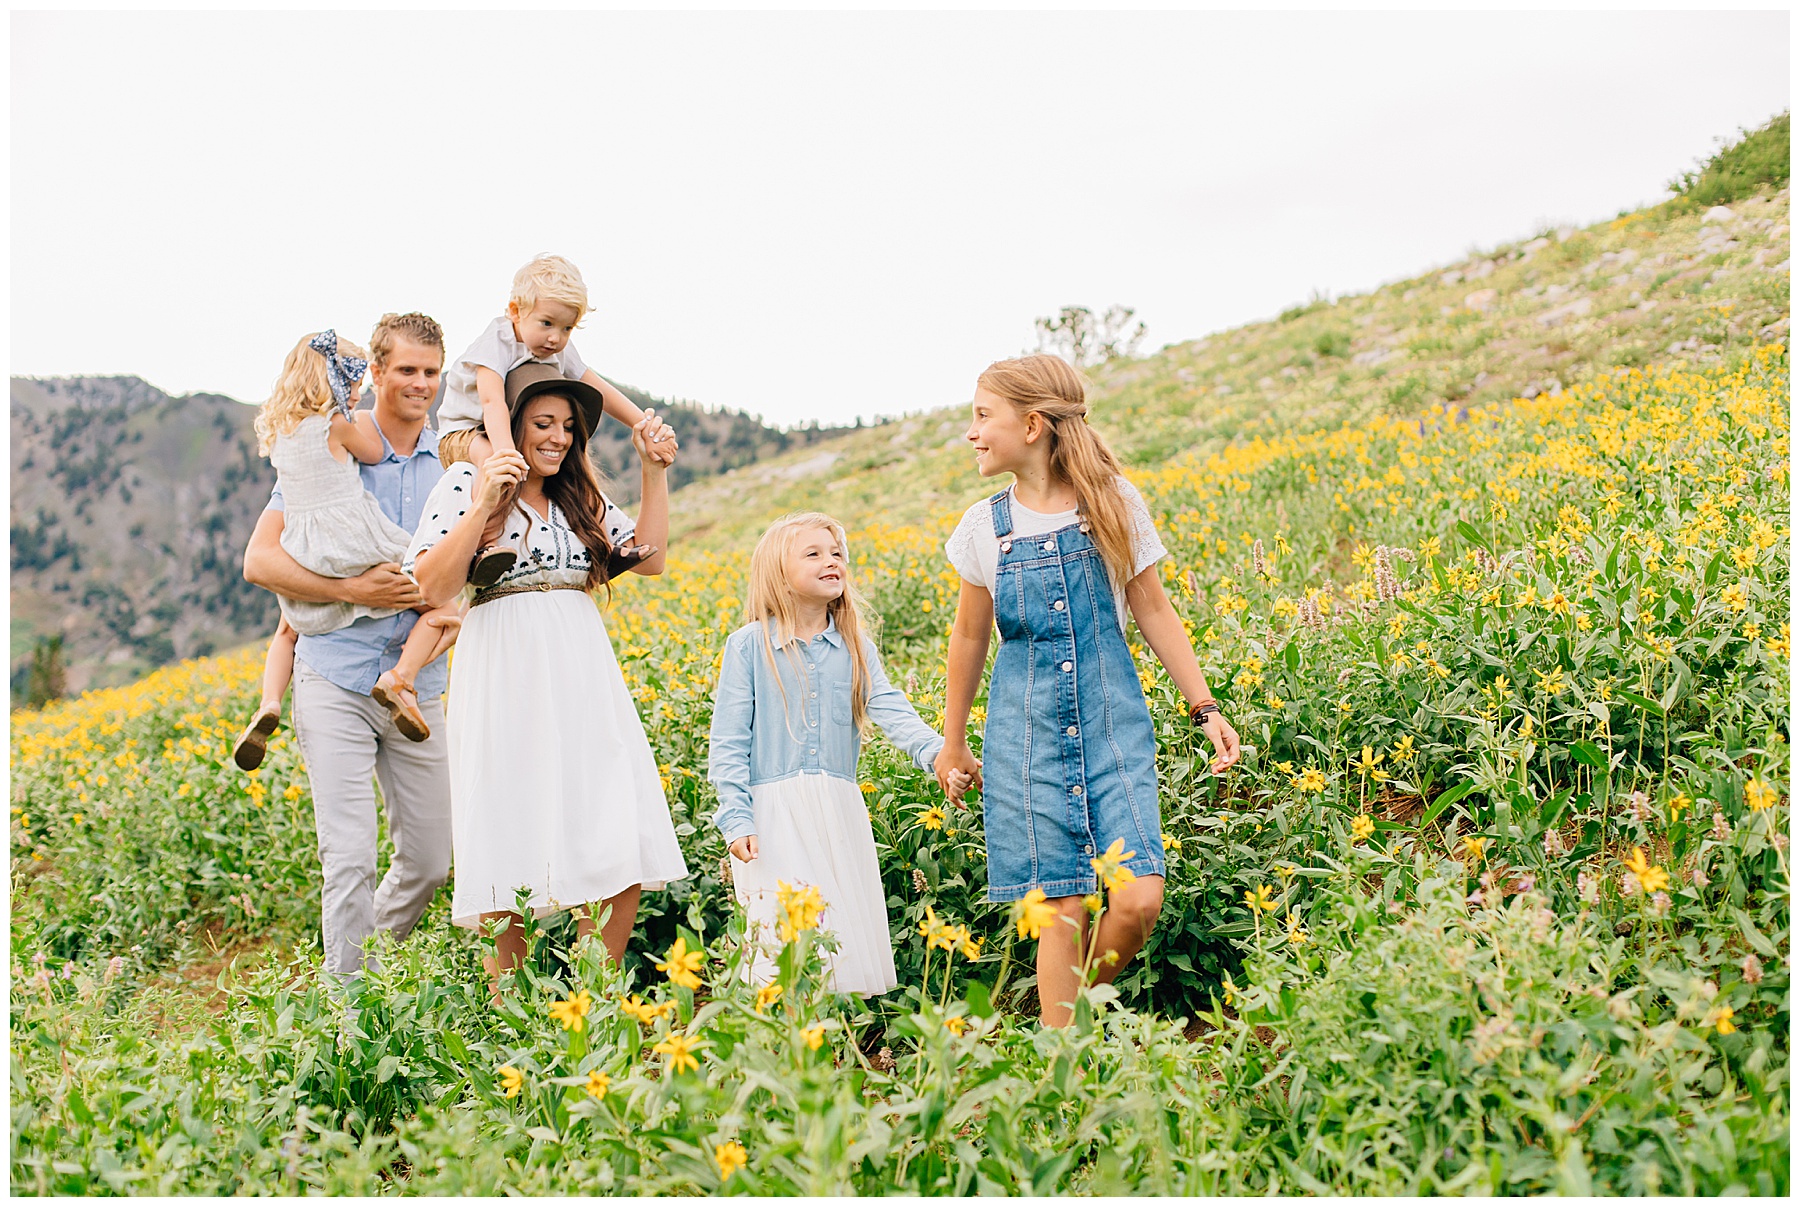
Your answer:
[402,462,635,590]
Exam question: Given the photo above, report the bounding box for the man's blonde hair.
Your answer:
[368,312,444,370]
[510,254,590,319]
[254,332,368,456]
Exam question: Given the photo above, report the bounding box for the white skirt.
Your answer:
[446,588,689,928]
[732,771,897,996]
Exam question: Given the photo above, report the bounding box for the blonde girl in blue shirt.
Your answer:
[709,512,970,995]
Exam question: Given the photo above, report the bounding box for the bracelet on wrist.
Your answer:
[1189,698,1222,726]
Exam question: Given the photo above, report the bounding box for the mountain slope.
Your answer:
[667,185,1789,550]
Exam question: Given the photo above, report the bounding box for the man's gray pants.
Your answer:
[291,659,452,976]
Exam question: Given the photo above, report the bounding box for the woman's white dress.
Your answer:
[270,414,413,635]
[731,773,897,996]
[403,463,689,927]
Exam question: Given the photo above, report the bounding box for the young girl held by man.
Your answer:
[935,354,1241,1027]
[232,331,462,769]
[709,513,971,996]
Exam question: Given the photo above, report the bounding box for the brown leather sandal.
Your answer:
[371,671,430,742]
[469,545,518,588]
[232,705,282,771]
[599,543,658,584]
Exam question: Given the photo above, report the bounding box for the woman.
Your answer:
[406,360,688,992]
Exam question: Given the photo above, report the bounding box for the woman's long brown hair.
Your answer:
[488,394,618,593]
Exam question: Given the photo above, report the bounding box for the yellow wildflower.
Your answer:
[1091,838,1139,892]
[1622,847,1670,895]
[1244,884,1278,914]
[656,936,706,992]
[1013,888,1060,940]
[619,994,676,1026]
[776,881,826,942]
[498,1065,524,1099]
[918,906,956,951]
[715,1140,748,1181]
[1353,746,1388,782]
[1745,779,1777,812]
[653,1032,705,1075]
[754,982,784,1013]
[548,989,593,1032]
[1351,814,1376,842]
[800,1024,825,1051]
[585,1069,611,1099]
[917,805,946,831]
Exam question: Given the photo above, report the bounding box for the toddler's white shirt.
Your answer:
[437,315,591,433]
[944,477,1167,636]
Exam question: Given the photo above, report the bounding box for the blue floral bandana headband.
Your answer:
[309,329,368,415]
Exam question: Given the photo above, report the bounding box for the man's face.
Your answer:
[371,335,443,423]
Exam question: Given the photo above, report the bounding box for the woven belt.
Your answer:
[469,580,589,608]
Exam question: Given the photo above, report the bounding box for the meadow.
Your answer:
[10,334,1789,1192]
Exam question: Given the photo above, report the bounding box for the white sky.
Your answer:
[10,8,1790,427]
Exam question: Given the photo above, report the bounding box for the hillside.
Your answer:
[8,376,857,703]
[669,185,1789,548]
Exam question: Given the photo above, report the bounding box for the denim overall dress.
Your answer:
[981,490,1165,902]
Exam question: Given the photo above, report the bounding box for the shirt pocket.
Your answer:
[831,685,853,726]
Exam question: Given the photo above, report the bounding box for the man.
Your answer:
[243,312,456,976]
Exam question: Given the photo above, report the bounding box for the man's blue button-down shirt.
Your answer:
[265,423,448,698]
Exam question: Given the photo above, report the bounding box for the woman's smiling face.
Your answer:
[519,394,577,479]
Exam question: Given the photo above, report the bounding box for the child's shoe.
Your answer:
[468,545,517,588]
[232,704,282,771]
[371,671,431,742]
[599,543,658,584]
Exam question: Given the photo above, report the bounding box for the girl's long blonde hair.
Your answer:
[254,332,367,456]
[979,354,1137,588]
[745,512,874,736]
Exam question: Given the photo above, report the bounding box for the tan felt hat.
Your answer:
[503,358,605,432]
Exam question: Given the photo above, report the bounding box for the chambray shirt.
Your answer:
[709,618,945,843]
[264,423,448,698]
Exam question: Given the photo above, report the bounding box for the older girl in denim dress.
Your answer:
[709,512,967,996]
[937,355,1242,1027]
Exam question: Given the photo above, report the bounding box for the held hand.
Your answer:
[344,563,424,610]
[730,835,759,863]
[631,410,677,467]
[474,450,528,511]
[1203,712,1243,774]
[934,744,982,802]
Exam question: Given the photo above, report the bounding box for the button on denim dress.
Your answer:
[981,490,1165,901]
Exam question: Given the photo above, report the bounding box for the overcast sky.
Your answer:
[11,8,1789,427]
